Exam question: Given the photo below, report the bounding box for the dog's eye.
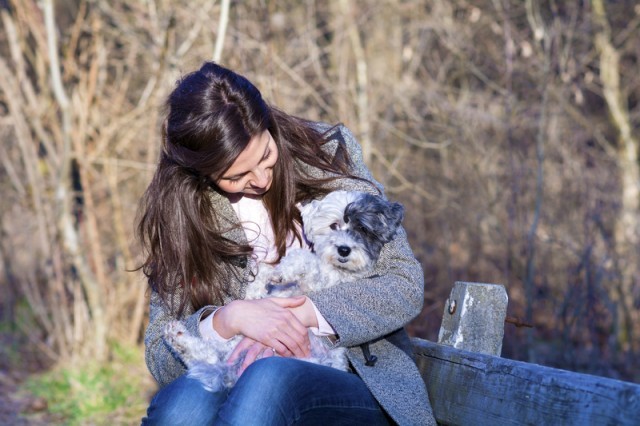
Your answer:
[357,224,369,234]
[330,223,339,230]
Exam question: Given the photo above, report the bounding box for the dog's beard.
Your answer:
[314,233,374,273]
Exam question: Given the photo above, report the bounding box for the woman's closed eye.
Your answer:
[226,176,243,183]
[262,148,272,162]
[222,148,272,184]
[260,148,273,164]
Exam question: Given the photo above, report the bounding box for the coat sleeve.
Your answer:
[144,288,217,387]
[309,124,425,348]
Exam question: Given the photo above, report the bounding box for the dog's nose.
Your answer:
[337,246,351,257]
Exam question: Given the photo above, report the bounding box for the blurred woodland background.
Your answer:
[1,0,640,422]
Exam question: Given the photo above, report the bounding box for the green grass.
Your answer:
[24,342,155,425]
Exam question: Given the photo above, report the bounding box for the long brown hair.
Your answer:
[137,62,354,315]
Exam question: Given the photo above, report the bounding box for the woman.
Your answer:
[138,62,435,425]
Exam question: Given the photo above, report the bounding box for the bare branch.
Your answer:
[213,0,231,62]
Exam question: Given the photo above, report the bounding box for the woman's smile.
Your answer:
[216,130,278,195]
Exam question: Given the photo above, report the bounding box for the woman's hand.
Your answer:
[213,296,311,358]
[287,296,319,329]
[227,336,278,375]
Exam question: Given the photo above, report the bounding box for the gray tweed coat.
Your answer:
[144,123,436,426]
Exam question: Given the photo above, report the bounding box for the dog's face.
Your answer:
[300,191,404,273]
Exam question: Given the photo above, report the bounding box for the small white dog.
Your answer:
[164,190,404,392]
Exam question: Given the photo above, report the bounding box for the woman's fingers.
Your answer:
[239,341,266,374]
[267,297,312,356]
[261,346,277,358]
[269,295,307,308]
[229,338,280,376]
[220,298,312,358]
[227,336,257,364]
[273,325,310,358]
[262,314,310,357]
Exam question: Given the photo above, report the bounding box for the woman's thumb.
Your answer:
[273,295,307,307]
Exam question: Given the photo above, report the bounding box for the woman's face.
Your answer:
[216,130,279,196]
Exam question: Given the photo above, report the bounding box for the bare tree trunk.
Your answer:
[593,0,638,353]
[44,0,107,361]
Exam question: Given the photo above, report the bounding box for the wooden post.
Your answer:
[438,281,508,356]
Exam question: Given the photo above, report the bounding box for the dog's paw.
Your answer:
[165,320,187,333]
[163,321,200,363]
[164,321,189,343]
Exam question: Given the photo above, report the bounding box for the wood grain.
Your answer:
[413,338,640,425]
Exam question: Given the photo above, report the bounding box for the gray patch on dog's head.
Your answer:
[343,193,404,259]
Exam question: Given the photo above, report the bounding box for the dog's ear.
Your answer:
[300,199,320,223]
[300,199,321,243]
[378,202,404,243]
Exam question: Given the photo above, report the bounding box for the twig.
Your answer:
[339,0,371,164]
[505,316,534,328]
[213,0,230,62]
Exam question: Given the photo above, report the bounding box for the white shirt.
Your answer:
[199,195,335,341]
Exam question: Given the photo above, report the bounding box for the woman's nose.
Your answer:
[250,168,268,188]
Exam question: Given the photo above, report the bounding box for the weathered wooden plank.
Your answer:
[412,338,640,425]
[438,282,508,356]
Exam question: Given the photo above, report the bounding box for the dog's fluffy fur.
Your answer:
[164,190,404,392]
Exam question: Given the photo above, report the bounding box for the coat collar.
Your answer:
[205,188,250,301]
[207,187,248,247]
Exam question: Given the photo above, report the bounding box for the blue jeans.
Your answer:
[142,357,391,425]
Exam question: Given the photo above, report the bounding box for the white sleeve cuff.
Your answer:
[308,299,336,337]
[199,309,234,343]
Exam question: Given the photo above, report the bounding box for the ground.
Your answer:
[0,327,157,425]
[0,332,59,425]
[0,370,57,425]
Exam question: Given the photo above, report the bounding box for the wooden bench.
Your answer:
[412,282,640,425]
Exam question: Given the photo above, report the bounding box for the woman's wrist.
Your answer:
[211,300,240,339]
[292,297,318,328]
